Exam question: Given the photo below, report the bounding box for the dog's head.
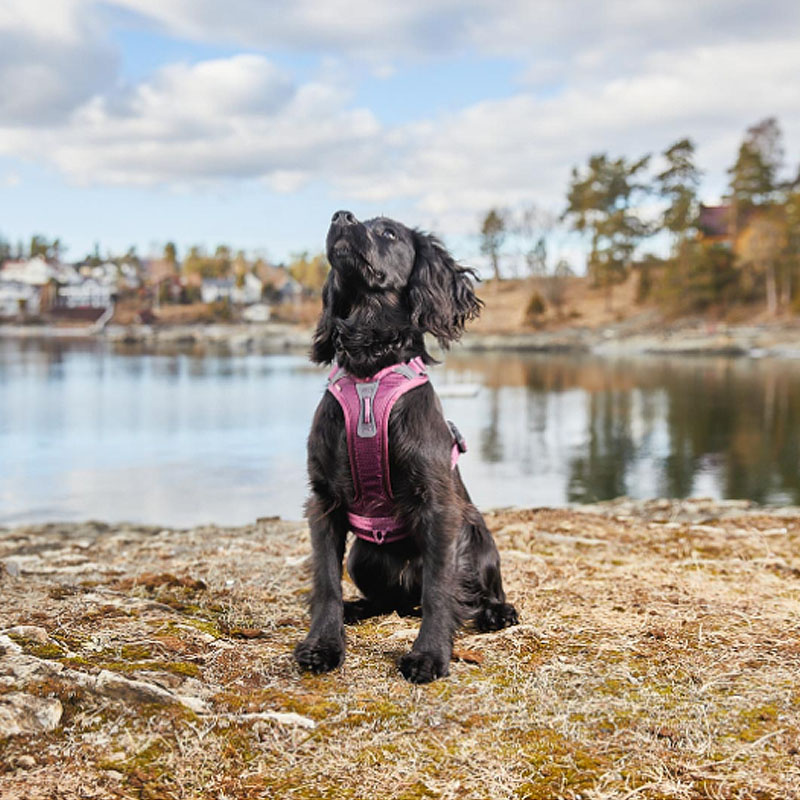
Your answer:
[312,210,482,365]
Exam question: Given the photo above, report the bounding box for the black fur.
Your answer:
[294,211,518,683]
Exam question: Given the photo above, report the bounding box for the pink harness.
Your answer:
[327,357,464,545]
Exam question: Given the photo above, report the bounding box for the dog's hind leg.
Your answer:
[458,504,519,632]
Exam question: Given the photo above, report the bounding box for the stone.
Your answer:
[86,670,208,713]
[234,711,316,730]
[0,693,63,738]
[5,625,49,645]
[92,670,178,705]
[0,634,23,657]
[0,652,64,685]
[16,754,36,769]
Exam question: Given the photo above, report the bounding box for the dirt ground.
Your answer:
[2,498,800,799]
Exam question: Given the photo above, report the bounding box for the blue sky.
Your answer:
[1,1,799,268]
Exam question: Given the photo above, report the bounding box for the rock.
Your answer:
[0,652,64,686]
[5,625,49,645]
[85,670,209,713]
[15,754,36,769]
[0,634,23,657]
[234,711,316,730]
[0,693,63,738]
[92,670,180,705]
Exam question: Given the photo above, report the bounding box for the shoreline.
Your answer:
[2,318,800,358]
[2,497,799,797]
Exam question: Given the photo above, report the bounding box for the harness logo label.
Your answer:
[355,381,380,438]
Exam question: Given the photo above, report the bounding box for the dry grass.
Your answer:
[1,500,800,799]
[471,275,648,334]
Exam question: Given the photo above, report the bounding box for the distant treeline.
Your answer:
[479,117,800,316]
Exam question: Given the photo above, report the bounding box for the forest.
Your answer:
[479,117,800,317]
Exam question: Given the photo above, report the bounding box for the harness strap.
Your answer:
[326,357,466,546]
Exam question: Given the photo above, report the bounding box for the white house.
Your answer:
[0,281,41,316]
[0,257,81,286]
[231,272,264,305]
[201,273,264,305]
[201,278,234,304]
[57,278,114,309]
[242,303,271,323]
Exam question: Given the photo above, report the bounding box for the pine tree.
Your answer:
[480,209,507,281]
[563,153,651,308]
[656,138,701,244]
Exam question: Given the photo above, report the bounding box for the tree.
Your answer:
[232,249,250,283]
[288,252,329,293]
[480,209,507,281]
[84,242,102,267]
[514,204,554,278]
[782,190,800,308]
[738,211,787,315]
[659,241,738,312]
[163,242,177,266]
[214,244,232,276]
[656,138,701,244]
[728,118,784,220]
[544,258,573,317]
[563,152,651,308]
[29,235,62,261]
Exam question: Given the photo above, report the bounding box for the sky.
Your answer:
[1,0,799,268]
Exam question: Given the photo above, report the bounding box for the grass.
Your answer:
[1,502,800,798]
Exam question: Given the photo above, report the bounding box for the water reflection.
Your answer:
[440,352,800,508]
[2,339,799,526]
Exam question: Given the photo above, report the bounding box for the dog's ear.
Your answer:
[310,273,338,364]
[407,231,483,348]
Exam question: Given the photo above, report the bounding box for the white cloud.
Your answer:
[0,54,382,187]
[0,0,798,247]
[349,37,800,234]
[0,0,115,124]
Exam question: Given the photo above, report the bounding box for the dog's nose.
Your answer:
[331,210,357,226]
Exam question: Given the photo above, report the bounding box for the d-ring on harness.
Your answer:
[326,357,466,545]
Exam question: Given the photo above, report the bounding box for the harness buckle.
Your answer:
[448,420,468,454]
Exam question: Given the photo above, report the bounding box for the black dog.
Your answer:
[294,210,518,683]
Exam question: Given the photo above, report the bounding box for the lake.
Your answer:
[2,337,799,526]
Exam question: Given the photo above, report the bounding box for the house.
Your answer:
[697,205,733,245]
[80,262,120,286]
[231,272,263,305]
[119,261,141,289]
[255,263,303,303]
[0,281,41,317]
[201,273,264,305]
[0,256,81,286]
[242,303,271,323]
[697,203,779,258]
[201,278,234,304]
[57,278,115,309]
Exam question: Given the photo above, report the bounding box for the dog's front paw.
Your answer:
[294,635,345,673]
[475,602,519,632]
[398,650,449,683]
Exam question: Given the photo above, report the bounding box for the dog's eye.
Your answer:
[381,229,397,240]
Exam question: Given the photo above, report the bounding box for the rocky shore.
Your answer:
[2,318,800,358]
[2,498,800,799]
